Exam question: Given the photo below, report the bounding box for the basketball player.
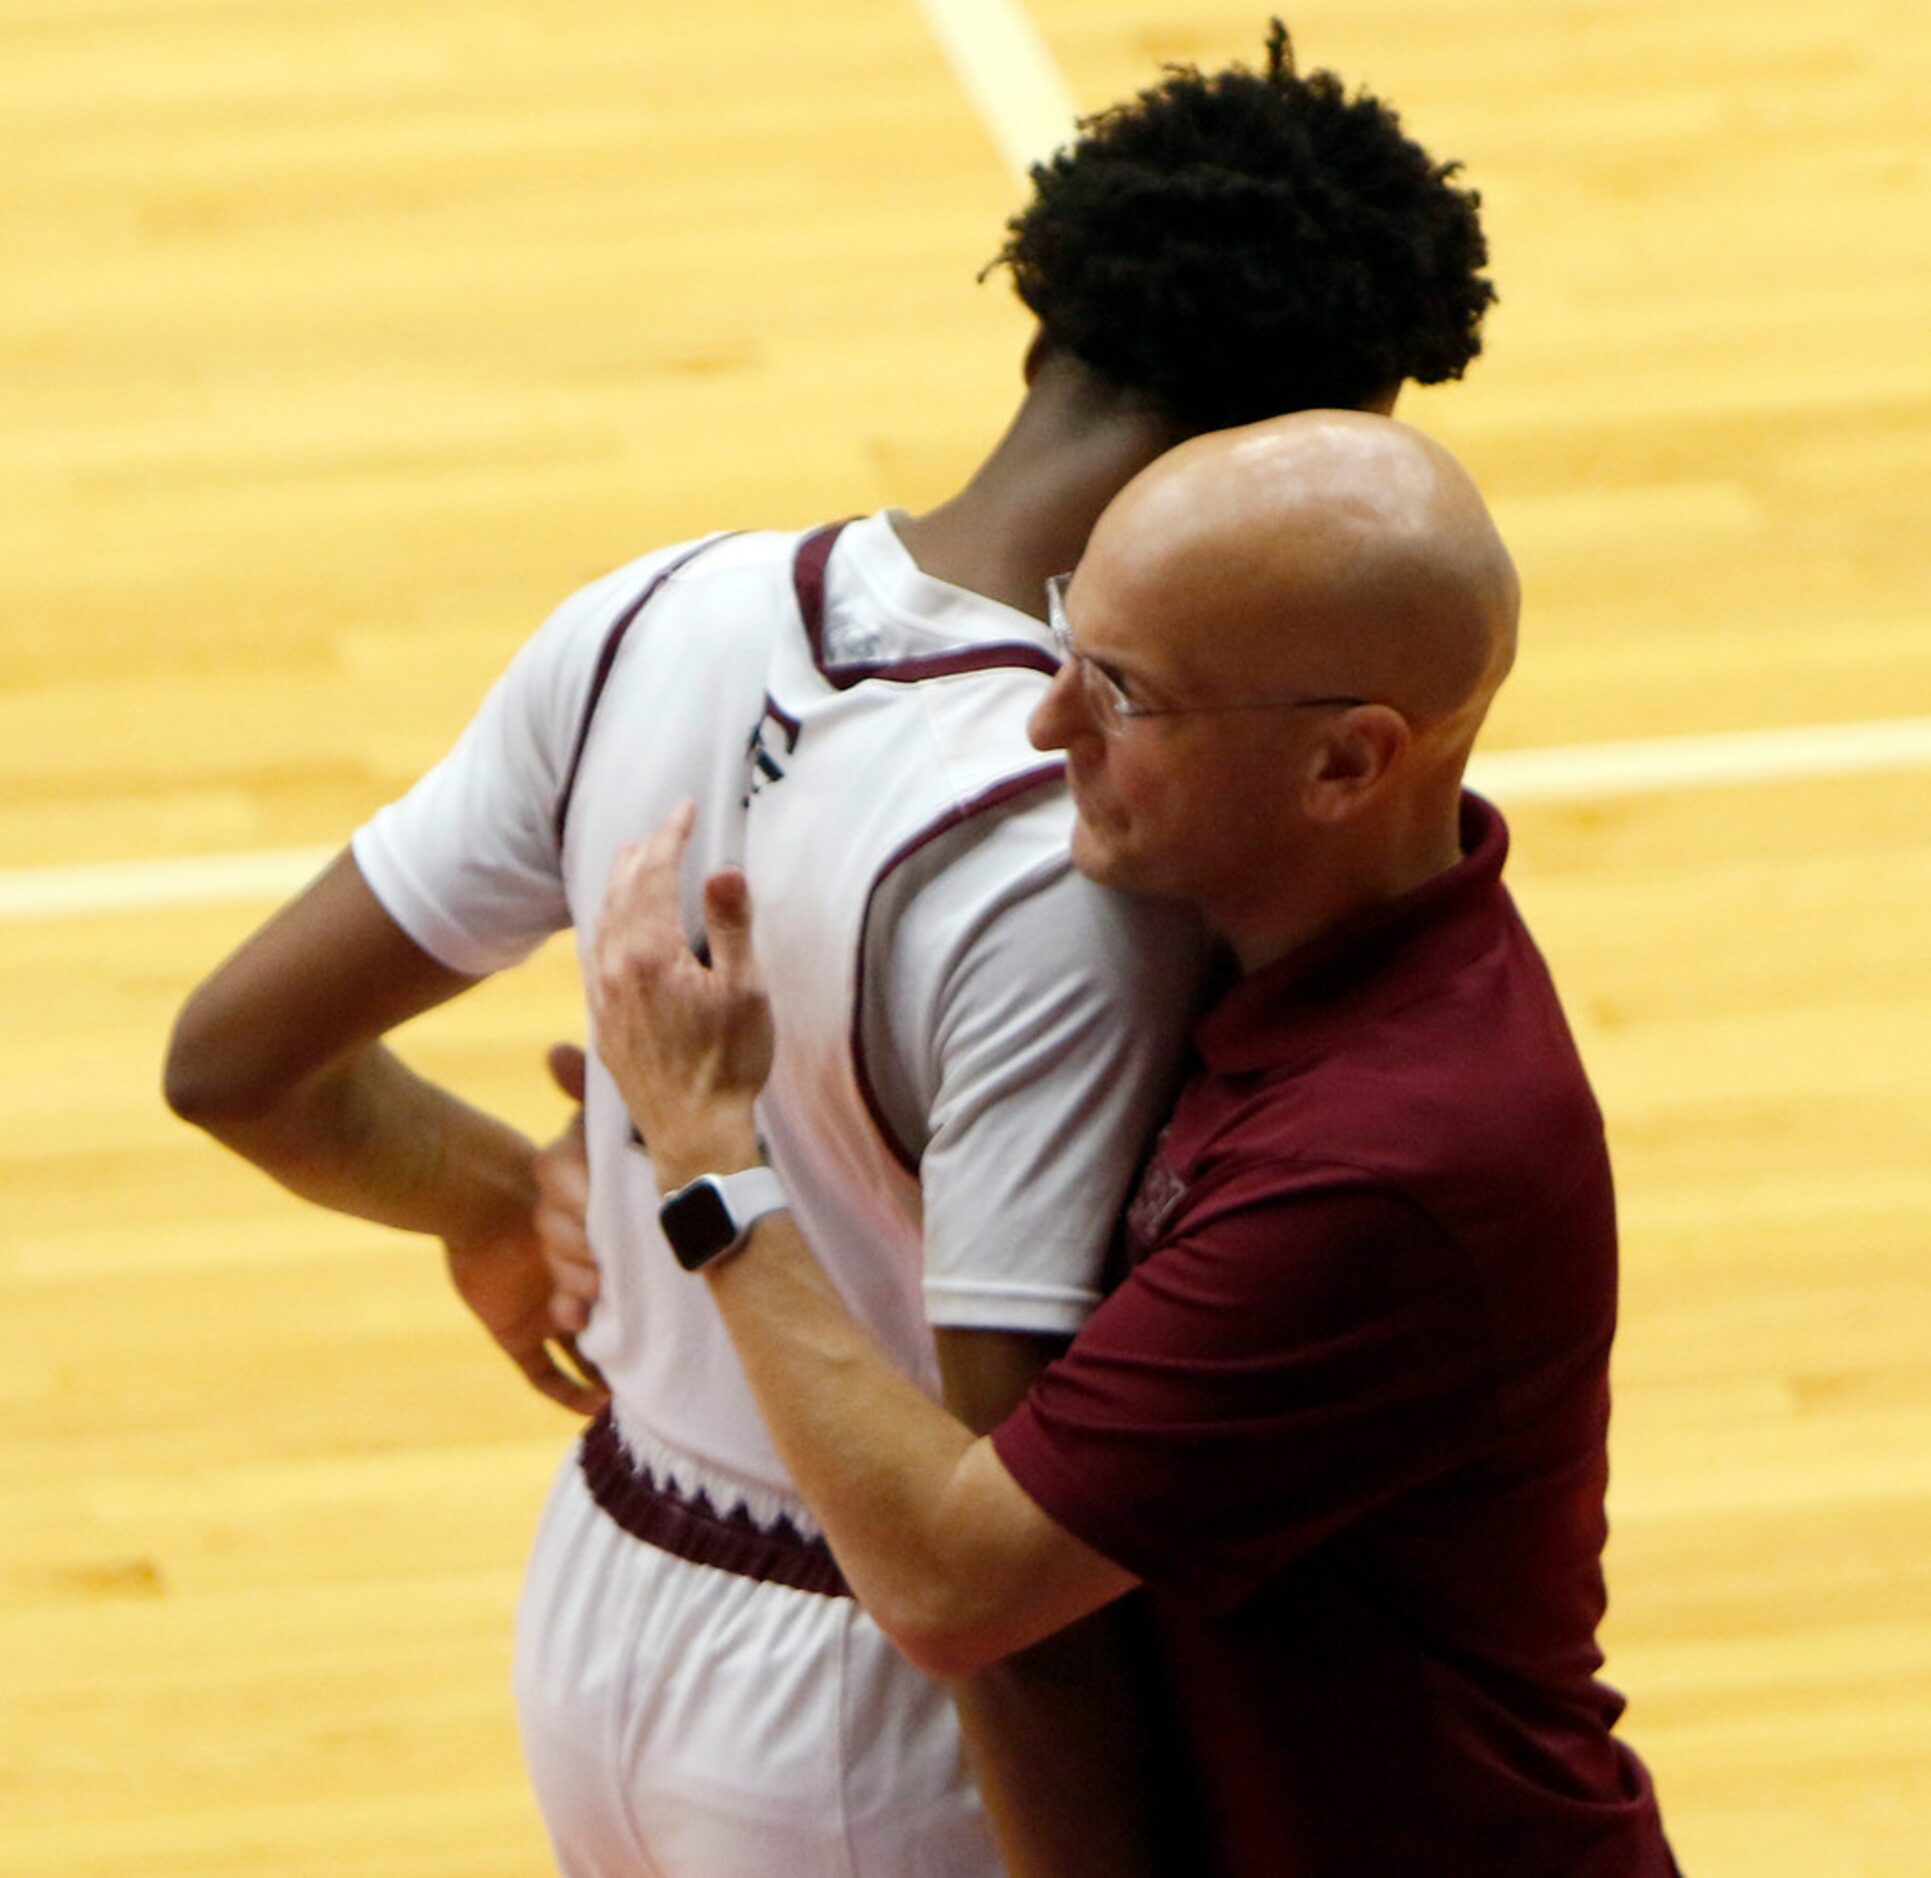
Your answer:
[164,26,1495,1875]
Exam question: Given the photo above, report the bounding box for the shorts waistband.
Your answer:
[578,1407,852,1600]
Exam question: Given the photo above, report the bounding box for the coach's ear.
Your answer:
[1299,705,1411,825]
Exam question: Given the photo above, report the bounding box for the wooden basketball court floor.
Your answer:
[3,1,1926,1870]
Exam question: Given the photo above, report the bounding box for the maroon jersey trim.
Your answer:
[579,1407,851,1598]
[851,762,1068,1175]
[793,523,1062,688]
[553,534,738,849]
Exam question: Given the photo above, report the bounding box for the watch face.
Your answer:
[660,1180,739,1271]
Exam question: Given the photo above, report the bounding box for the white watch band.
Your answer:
[713,1164,788,1232]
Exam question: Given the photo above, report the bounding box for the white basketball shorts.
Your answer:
[513,1432,1001,1877]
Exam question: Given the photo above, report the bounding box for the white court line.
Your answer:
[914,0,1079,181]
[9,19,1928,923]
[2,718,1927,923]
[0,846,337,922]
[1466,715,1931,804]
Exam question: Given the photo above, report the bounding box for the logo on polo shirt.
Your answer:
[1125,1129,1187,1263]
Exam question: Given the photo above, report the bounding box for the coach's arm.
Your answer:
[588,807,1139,1671]
[588,808,1158,1877]
[714,1220,1139,1677]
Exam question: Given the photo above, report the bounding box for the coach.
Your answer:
[589,410,1679,1874]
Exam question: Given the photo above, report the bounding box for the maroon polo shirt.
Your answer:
[994,795,1675,1875]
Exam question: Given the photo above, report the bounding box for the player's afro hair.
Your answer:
[989,21,1495,431]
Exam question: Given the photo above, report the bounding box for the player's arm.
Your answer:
[165,849,497,1220]
[166,559,639,1408]
[894,801,1199,1871]
[934,1328,1164,1878]
[164,849,604,1413]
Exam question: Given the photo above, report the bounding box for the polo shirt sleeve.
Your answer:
[991,1178,1492,1611]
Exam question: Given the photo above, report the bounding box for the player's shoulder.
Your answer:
[959,787,1183,931]
[572,525,812,615]
[517,527,817,681]
[913,787,1212,999]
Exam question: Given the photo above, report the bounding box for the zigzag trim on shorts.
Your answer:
[579,1408,853,1600]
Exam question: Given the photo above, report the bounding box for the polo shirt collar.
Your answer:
[1194,793,1512,1076]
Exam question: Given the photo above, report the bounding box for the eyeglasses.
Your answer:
[1044,575,1369,738]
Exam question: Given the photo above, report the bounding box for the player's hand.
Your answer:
[535,1041,601,1336]
[446,1045,607,1418]
[444,1206,609,1415]
[590,800,771,1185]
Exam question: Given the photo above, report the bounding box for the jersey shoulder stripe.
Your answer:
[552,532,739,846]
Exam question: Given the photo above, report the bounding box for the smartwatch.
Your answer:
[657,1165,788,1271]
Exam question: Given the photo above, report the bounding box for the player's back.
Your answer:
[557,515,1202,1531]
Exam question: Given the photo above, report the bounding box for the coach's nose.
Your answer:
[1029,658,1098,755]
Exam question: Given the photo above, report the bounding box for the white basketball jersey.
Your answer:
[354,513,1205,1532]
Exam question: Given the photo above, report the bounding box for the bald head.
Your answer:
[1083,411,1519,742]
[1031,412,1521,964]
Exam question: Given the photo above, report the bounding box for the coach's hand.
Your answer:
[590,800,771,1188]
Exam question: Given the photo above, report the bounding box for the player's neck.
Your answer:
[895,360,1178,618]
